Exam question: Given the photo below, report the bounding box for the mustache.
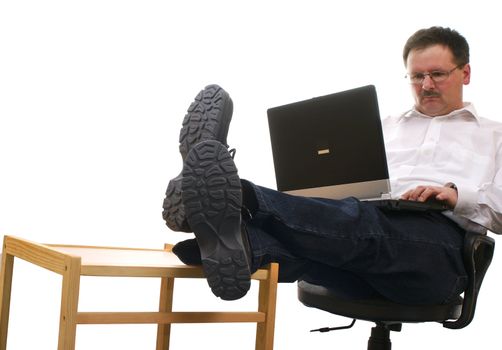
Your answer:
[421,90,441,98]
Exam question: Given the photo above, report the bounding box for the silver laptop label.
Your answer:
[317,149,330,155]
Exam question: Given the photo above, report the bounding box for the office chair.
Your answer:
[298,231,495,349]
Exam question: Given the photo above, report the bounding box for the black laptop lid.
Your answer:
[267,85,389,192]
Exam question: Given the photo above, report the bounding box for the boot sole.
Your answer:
[182,140,250,300]
[162,173,191,232]
[163,84,233,232]
[179,84,233,159]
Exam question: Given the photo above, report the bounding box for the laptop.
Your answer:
[266,85,447,211]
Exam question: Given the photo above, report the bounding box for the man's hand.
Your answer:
[401,185,458,209]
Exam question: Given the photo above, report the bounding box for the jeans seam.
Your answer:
[272,213,462,251]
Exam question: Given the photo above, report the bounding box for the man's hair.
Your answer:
[403,26,470,67]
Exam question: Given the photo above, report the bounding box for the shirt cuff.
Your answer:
[452,183,478,218]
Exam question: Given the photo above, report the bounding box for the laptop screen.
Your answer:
[267,85,390,199]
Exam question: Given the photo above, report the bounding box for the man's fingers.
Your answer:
[406,186,427,201]
[400,186,457,208]
[401,186,442,201]
[418,187,438,202]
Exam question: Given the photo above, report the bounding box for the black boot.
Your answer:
[162,84,233,232]
[172,238,201,265]
[182,140,251,300]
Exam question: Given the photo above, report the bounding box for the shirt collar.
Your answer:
[397,102,480,123]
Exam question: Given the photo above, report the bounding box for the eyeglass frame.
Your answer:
[405,64,463,85]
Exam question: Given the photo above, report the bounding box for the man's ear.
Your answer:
[463,63,471,85]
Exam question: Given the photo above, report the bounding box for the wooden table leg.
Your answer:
[255,263,279,350]
[58,256,81,350]
[0,249,15,350]
[156,276,175,350]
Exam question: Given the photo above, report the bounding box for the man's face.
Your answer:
[406,44,470,117]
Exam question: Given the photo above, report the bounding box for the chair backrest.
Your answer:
[443,232,495,329]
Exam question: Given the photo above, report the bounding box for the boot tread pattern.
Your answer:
[163,84,232,232]
[182,140,250,300]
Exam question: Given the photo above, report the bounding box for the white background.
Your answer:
[1,0,501,349]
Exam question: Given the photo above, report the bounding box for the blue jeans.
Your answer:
[241,180,467,305]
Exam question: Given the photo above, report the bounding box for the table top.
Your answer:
[48,244,268,279]
[2,236,269,279]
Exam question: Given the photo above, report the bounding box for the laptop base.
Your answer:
[367,199,448,212]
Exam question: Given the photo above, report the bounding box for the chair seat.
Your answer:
[298,280,462,323]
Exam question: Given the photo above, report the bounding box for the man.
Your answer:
[162,27,502,303]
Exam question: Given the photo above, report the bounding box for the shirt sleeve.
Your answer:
[453,140,502,234]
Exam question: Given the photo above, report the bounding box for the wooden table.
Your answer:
[0,235,279,350]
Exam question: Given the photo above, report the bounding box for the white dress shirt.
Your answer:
[382,103,502,234]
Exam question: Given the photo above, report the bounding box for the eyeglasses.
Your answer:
[405,65,461,85]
